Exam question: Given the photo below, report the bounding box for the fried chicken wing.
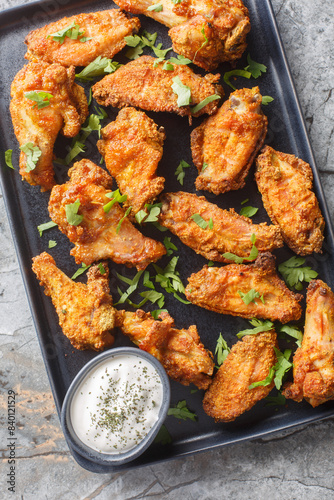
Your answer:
[185,253,303,323]
[159,191,283,262]
[92,55,222,120]
[255,146,325,255]
[203,331,277,422]
[32,252,115,350]
[24,9,140,67]
[283,280,334,407]
[48,159,166,269]
[116,309,214,389]
[191,87,267,194]
[97,107,165,216]
[113,0,250,70]
[10,62,88,191]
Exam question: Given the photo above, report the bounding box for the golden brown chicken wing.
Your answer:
[159,191,283,262]
[10,61,88,191]
[203,331,277,422]
[255,146,325,255]
[116,309,214,389]
[185,253,303,323]
[97,107,165,216]
[32,252,115,350]
[48,159,166,269]
[113,0,250,70]
[24,9,140,67]
[92,55,222,120]
[191,87,267,194]
[283,280,334,407]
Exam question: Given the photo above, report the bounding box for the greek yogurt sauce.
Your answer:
[70,354,163,454]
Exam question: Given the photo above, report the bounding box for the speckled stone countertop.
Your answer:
[1,0,334,498]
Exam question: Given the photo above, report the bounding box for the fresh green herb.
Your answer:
[223,69,252,90]
[193,23,209,63]
[175,159,191,185]
[249,366,275,390]
[241,198,249,205]
[278,324,303,347]
[202,162,208,171]
[154,424,172,444]
[273,348,293,390]
[65,199,83,226]
[75,56,122,80]
[116,206,132,234]
[236,319,274,339]
[151,309,168,320]
[171,76,192,107]
[262,96,274,105]
[191,94,220,114]
[71,263,91,279]
[223,233,258,263]
[115,270,144,305]
[207,260,214,267]
[238,288,262,305]
[171,0,183,3]
[164,237,178,256]
[168,55,192,65]
[135,203,161,224]
[24,91,53,109]
[48,240,57,249]
[278,256,318,290]
[98,263,106,275]
[37,220,57,236]
[240,205,259,217]
[103,189,127,213]
[48,22,91,44]
[163,61,174,71]
[244,54,267,78]
[215,333,230,366]
[125,31,171,60]
[153,256,190,304]
[167,400,197,421]
[4,149,14,169]
[191,213,213,230]
[19,142,42,172]
[265,392,286,406]
[147,3,163,11]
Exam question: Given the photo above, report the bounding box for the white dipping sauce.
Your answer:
[70,354,163,454]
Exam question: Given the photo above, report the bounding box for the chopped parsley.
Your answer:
[171,76,191,107]
[4,149,14,169]
[278,256,318,290]
[154,424,172,445]
[215,333,230,366]
[240,205,259,217]
[167,400,197,421]
[19,142,42,172]
[223,69,252,91]
[135,203,161,224]
[103,189,127,213]
[48,240,57,249]
[191,213,213,230]
[24,91,53,109]
[223,233,258,263]
[37,220,57,236]
[175,159,191,185]
[75,56,122,80]
[163,237,178,256]
[147,3,163,11]
[278,324,303,347]
[116,206,132,233]
[191,94,220,114]
[249,366,275,390]
[238,289,264,305]
[236,319,274,339]
[65,199,83,226]
[262,96,274,105]
[71,263,91,279]
[48,22,92,44]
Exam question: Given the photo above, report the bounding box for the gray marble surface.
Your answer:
[1,0,334,498]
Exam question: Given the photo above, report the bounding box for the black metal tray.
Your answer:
[1,0,334,473]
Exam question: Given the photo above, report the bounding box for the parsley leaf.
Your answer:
[148,3,163,11]
[75,56,122,80]
[244,54,267,79]
[24,91,53,109]
[48,22,91,44]
[48,240,57,249]
[116,206,132,233]
[151,309,168,320]
[115,270,144,305]
[65,199,83,226]
[171,76,191,107]
[135,203,161,224]
[4,149,14,169]
[249,366,275,390]
[98,263,106,275]
[265,392,286,406]
[240,205,259,217]
[278,256,318,290]
[223,69,251,90]
[168,55,192,65]
[278,324,303,348]
[37,220,57,236]
[175,159,191,185]
[236,319,274,339]
[215,333,230,366]
[223,233,258,263]
[103,189,127,213]
[191,213,213,230]
[164,237,178,256]
[19,142,41,172]
[238,289,262,305]
[154,424,172,444]
[262,96,274,105]
[71,263,91,280]
[191,94,220,114]
[168,400,197,421]
[273,348,293,390]
[153,256,190,304]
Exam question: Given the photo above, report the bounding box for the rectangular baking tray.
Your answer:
[1,0,334,473]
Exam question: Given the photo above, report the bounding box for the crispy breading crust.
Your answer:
[185,253,303,323]
[203,331,277,422]
[32,252,115,350]
[255,145,325,255]
[283,279,334,407]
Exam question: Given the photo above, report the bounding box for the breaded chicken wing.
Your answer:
[283,280,334,407]
[116,309,214,389]
[97,107,165,216]
[10,61,88,191]
[48,159,166,269]
[203,331,277,422]
[191,87,267,194]
[255,146,325,255]
[24,9,140,67]
[32,252,115,350]
[185,253,303,323]
[159,191,283,262]
[92,55,222,120]
[113,0,250,70]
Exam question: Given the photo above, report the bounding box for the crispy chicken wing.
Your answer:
[255,146,325,255]
[185,253,303,323]
[283,280,334,407]
[32,252,115,350]
[191,87,267,195]
[159,191,283,262]
[92,55,222,120]
[48,159,166,269]
[116,309,214,389]
[203,331,277,422]
[97,107,165,216]
[113,0,250,70]
[24,9,140,67]
[10,61,88,191]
